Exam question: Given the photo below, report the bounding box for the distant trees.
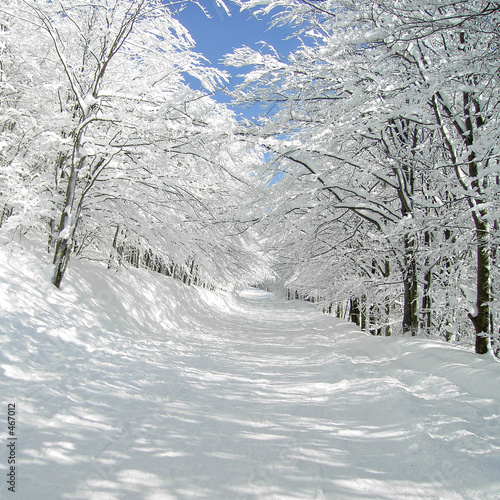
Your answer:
[0,0,271,290]
[3,0,499,356]
[229,0,500,354]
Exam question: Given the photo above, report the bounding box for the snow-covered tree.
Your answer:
[0,0,271,289]
[228,0,500,354]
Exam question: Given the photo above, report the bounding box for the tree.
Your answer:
[368,0,500,352]
[0,0,271,290]
[228,0,500,353]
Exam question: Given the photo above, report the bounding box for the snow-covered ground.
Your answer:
[1,245,499,500]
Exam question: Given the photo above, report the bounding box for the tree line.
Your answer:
[228,0,500,356]
[0,0,272,291]
[2,0,499,357]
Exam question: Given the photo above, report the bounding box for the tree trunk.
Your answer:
[403,232,419,335]
[385,299,392,336]
[421,273,432,334]
[350,297,361,327]
[470,219,491,354]
[382,260,392,336]
[51,119,86,288]
[492,192,499,356]
[369,303,381,335]
[47,218,55,253]
[0,204,12,228]
[52,236,72,289]
[360,294,367,331]
[421,231,432,335]
[51,164,80,288]
[462,83,491,354]
[108,225,120,269]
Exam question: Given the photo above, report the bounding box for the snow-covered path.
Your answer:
[1,251,500,499]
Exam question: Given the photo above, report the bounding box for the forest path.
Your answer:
[2,262,500,500]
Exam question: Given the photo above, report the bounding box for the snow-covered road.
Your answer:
[1,250,500,499]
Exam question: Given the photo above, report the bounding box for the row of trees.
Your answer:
[2,0,499,356]
[0,0,272,290]
[228,0,500,355]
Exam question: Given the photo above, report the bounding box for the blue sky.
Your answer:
[174,1,298,116]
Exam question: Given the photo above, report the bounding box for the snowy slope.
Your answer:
[1,245,500,500]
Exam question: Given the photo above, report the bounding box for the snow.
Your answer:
[1,245,500,499]
[81,94,98,117]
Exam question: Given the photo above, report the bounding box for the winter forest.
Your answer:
[1,1,500,498]
[1,0,500,355]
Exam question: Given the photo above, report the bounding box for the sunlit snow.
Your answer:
[0,246,499,499]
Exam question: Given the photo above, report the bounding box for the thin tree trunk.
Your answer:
[385,299,392,336]
[462,81,491,354]
[52,231,75,288]
[360,294,367,331]
[383,260,392,336]
[108,224,120,269]
[470,219,491,354]
[403,232,419,336]
[47,218,55,253]
[369,303,380,335]
[350,297,361,327]
[51,162,80,288]
[421,231,432,335]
